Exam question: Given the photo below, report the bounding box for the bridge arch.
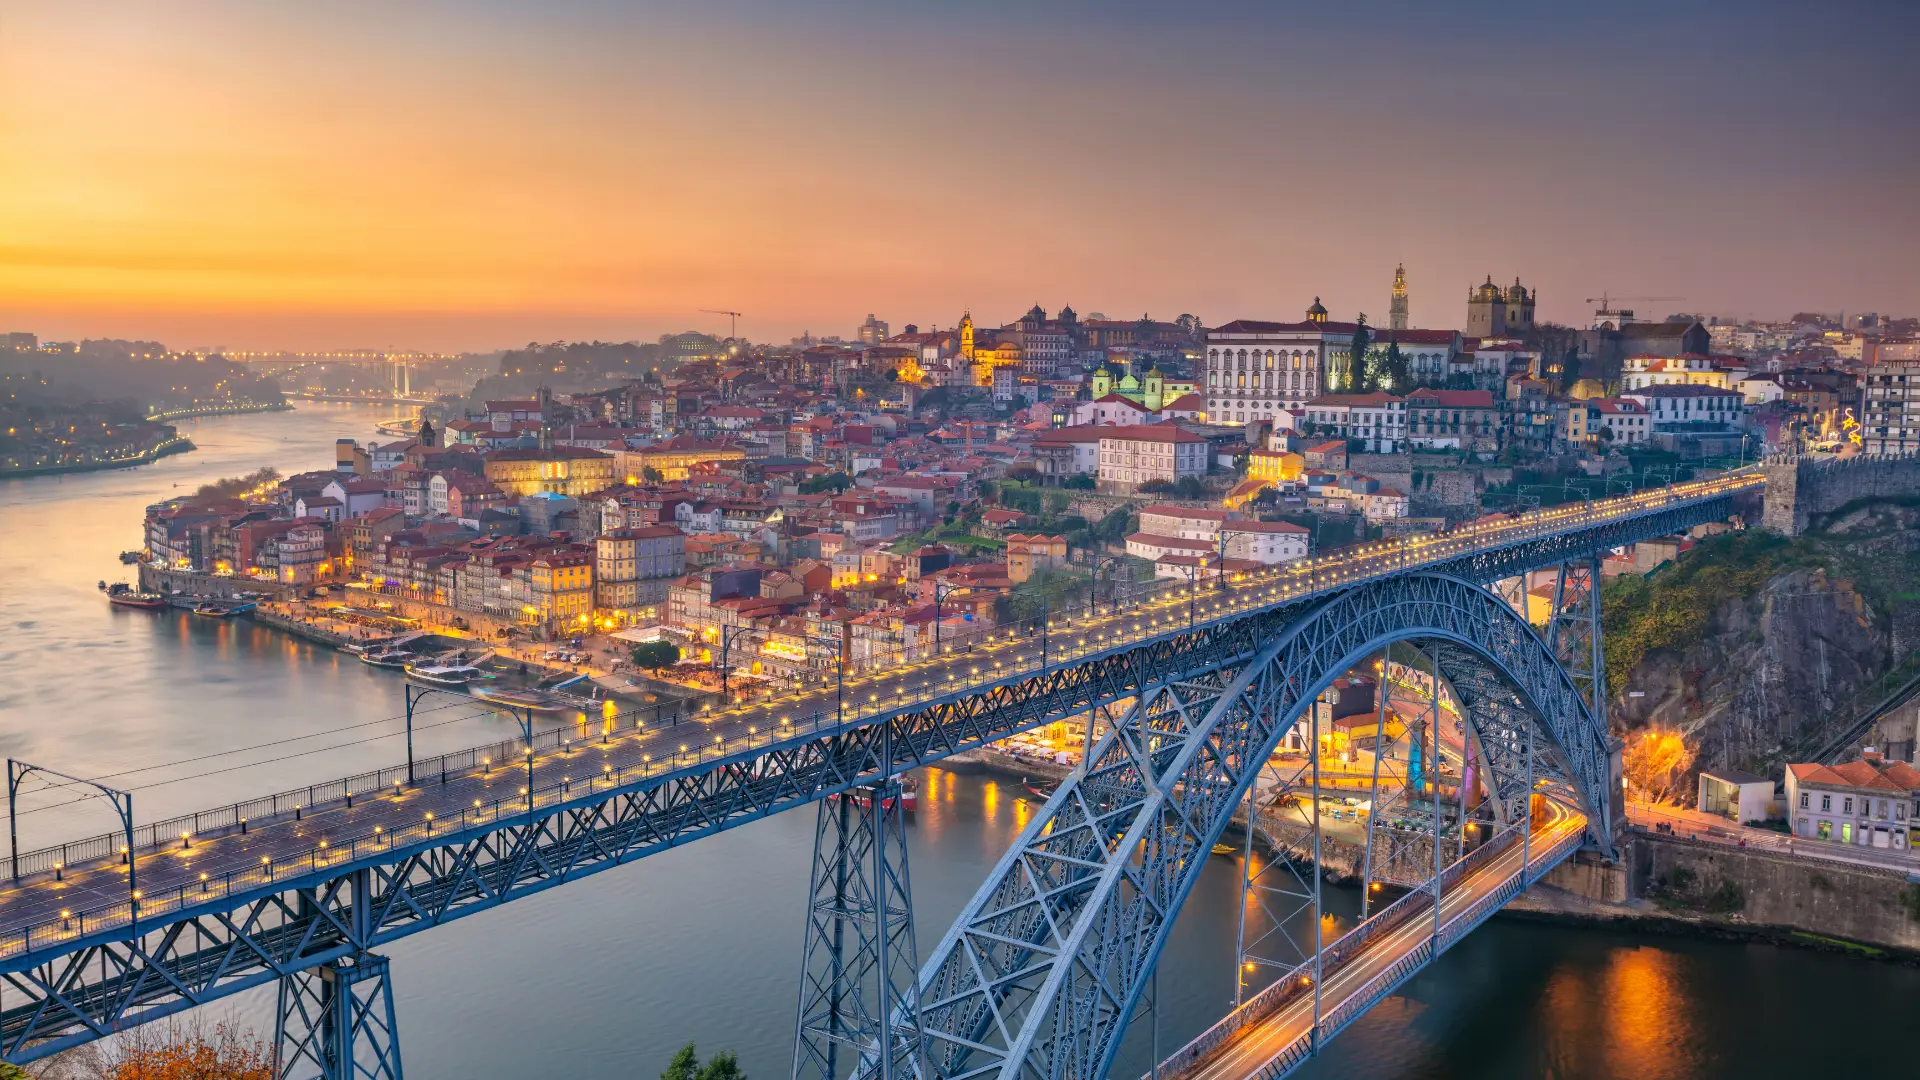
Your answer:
[910,573,1612,1080]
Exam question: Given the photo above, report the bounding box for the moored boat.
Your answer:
[360,648,415,669]
[193,602,237,617]
[405,664,483,688]
[108,591,169,611]
[468,684,574,714]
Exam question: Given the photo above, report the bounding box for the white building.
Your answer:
[1095,425,1209,493]
[1621,385,1745,431]
[1222,519,1310,563]
[1785,755,1919,849]
[1301,392,1407,452]
[1590,397,1651,444]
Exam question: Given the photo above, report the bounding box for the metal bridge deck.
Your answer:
[0,470,1759,1061]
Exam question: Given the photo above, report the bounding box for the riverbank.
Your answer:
[0,435,195,478]
[145,400,292,423]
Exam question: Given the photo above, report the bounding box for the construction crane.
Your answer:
[700,309,743,340]
[1584,293,1685,309]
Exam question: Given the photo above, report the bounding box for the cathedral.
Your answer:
[1466,276,1537,337]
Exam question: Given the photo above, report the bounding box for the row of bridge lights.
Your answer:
[28,476,1737,941]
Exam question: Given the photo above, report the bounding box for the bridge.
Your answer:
[0,469,1764,1078]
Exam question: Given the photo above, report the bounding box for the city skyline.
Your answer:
[3,1,1916,351]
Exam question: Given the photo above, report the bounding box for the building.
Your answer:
[1301,392,1406,452]
[1621,353,1744,392]
[1696,768,1775,825]
[1861,357,1920,457]
[1033,427,1104,478]
[523,545,595,630]
[1465,277,1536,338]
[612,440,746,483]
[1785,755,1920,849]
[1589,397,1651,444]
[1403,388,1497,451]
[1222,520,1309,564]
[483,446,616,498]
[594,525,686,619]
[1204,304,1349,426]
[1621,385,1745,432]
[1388,264,1409,331]
[1246,449,1303,487]
[1005,534,1067,584]
[1095,424,1209,493]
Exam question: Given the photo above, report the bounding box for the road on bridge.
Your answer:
[1171,803,1587,1080]
[0,472,1752,959]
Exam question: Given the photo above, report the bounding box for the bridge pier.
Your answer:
[791,780,923,1080]
[273,952,403,1080]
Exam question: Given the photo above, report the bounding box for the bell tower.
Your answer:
[1389,264,1409,331]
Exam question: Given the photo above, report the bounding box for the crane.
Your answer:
[700,309,743,340]
[1584,293,1684,309]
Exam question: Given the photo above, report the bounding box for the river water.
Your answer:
[2,403,1914,1079]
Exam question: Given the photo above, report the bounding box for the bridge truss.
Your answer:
[0,487,1740,1074]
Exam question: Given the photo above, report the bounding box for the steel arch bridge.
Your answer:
[0,473,1760,1077]
[907,573,1608,1080]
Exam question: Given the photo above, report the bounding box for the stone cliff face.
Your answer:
[1605,501,1920,774]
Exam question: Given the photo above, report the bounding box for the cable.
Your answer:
[122,707,505,793]
[82,698,476,784]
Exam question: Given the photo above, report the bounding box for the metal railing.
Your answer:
[1,472,1754,960]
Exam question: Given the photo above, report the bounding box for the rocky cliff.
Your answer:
[1604,500,1920,774]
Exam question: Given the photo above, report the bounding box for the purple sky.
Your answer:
[2,1,1914,350]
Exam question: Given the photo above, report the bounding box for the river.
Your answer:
[1,403,1913,1079]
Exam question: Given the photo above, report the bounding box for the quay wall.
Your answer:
[1762,454,1920,535]
[138,565,294,602]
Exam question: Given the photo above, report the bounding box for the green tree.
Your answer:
[1346,316,1372,392]
[630,640,681,670]
[641,465,664,484]
[661,1043,746,1080]
[1382,338,1410,393]
[1559,345,1583,392]
[1062,473,1095,490]
[661,1043,701,1080]
[800,472,851,495]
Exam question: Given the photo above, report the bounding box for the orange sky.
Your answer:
[3,3,1915,351]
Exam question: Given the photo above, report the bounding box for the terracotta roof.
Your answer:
[1141,505,1230,521]
[1096,424,1207,444]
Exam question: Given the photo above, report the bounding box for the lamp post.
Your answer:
[931,582,963,658]
[717,623,756,698]
[402,682,468,785]
[8,760,137,932]
[1095,555,1125,615]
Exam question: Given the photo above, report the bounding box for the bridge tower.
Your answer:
[791,781,924,1080]
[1546,555,1623,848]
[273,952,402,1080]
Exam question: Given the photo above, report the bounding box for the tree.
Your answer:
[1346,316,1372,393]
[799,472,851,495]
[1173,475,1207,499]
[1138,478,1177,494]
[630,640,681,670]
[641,465,664,484]
[48,1020,273,1080]
[661,1043,746,1080]
[1062,473,1095,490]
[1006,465,1041,484]
[1382,339,1410,394]
[1559,345,1583,392]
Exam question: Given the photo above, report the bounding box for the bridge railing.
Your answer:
[2,474,1751,951]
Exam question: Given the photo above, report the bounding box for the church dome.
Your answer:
[1306,297,1328,318]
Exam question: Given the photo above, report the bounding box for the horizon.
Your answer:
[3,1,1915,352]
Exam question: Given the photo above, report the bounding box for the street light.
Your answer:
[717,623,756,697]
[931,582,964,658]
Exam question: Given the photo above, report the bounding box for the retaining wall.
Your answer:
[1762,453,1920,535]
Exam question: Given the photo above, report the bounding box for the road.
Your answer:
[0,470,1756,958]
[1174,806,1587,1080]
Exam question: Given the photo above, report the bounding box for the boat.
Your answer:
[192,602,240,618]
[118,550,144,564]
[360,648,416,669]
[108,591,170,611]
[468,684,575,714]
[405,664,483,688]
[1022,777,1057,801]
[1211,843,1238,856]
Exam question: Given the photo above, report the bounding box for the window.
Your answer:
[1821,794,1831,811]
[1844,797,1853,814]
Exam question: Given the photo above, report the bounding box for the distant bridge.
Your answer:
[0,470,1762,1078]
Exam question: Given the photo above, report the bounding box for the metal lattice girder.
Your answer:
[909,574,1614,1080]
[0,490,1728,1064]
[274,952,401,1080]
[795,783,924,1080]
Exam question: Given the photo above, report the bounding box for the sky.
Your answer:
[1,1,1915,352]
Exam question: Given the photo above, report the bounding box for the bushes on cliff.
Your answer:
[1601,531,1807,697]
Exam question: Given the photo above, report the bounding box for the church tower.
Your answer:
[1143,365,1165,413]
[1090,364,1113,400]
[417,415,438,448]
[1389,264,1409,331]
[959,311,975,362]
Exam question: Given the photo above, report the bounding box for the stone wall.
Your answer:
[1762,454,1920,535]
[138,565,294,601]
[1635,832,1920,951]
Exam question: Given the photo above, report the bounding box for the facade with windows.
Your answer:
[1785,756,1920,850]
[1095,425,1208,493]
[1861,357,1920,457]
